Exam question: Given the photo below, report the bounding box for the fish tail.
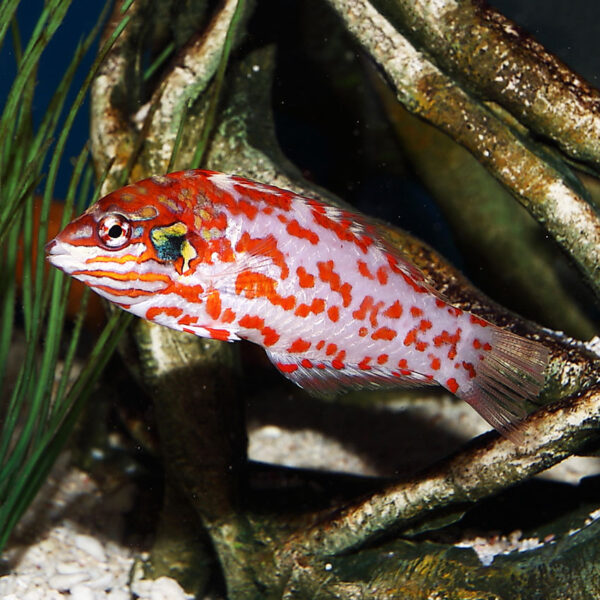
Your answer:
[461,328,550,442]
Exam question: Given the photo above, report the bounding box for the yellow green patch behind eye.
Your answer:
[150,222,195,271]
[151,222,188,244]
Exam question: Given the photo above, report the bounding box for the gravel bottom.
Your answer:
[0,455,192,600]
[2,391,598,598]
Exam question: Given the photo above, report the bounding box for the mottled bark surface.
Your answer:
[325,0,600,297]
[88,1,600,598]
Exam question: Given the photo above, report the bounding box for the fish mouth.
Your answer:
[45,237,77,274]
[44,239,58,255]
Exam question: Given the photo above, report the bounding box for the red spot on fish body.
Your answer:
[376,266,388,285]
[370,302,384,327]
[262,327,279,346]
[353,296,383,326]
[206,328,230,341]
[317,260,352,307]
[178,315,198,326]
[221,308,236,323]
[294,298,325,317]
[331,356,345,370]
[205,290,221,320]
[200,210,227,232]
[358,260,374,279]
[419,319,432,332]
[235,232,289,279]
[335,350,346,363]
[433,328,461,360]
[146,306,183,321]
[239,314,264,330]
[235,271,295,311]
[446,378,459,393]
[384,301,403,319]
[353,296,374,321]
[294,304,310,318]
[288,338,311,353]
[372,327,397,341]
[278,362,298,373]
[306,199,326,214]
[358,356,372,370]
[286,219,319,244]
[312,208,349,238]
[339,283,352,307]
[377,354,389,365]
[296,266,315,288]
[410,306,423,318]
[230,181,292,212]
[226,196,259,220]
[301,358,313,368]
[470,315,489,327]
[403,329,417,346]
[327,305,340,322]
[359,235,373,252]
[462,361,476,379]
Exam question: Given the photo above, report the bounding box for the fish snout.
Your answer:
[44,237,76,273]
[44,238,58,256]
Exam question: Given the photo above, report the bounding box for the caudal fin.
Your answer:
[463,328,550,442]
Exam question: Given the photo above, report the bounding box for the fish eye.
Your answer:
[98,214,132,249]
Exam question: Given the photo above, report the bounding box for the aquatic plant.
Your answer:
[0,0,132,551]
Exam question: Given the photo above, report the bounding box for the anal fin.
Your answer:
[266,350,436,398]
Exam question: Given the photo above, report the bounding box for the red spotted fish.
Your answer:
[46,170,549,438]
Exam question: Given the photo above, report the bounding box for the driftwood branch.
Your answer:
[90,0,150,193]
[91,0,251,190]
[141,0,243,173]
[372,0,600,170]
[286,385,600,558]
[326,0,600,297]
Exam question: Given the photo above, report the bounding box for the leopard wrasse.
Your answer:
[46,169,549,439]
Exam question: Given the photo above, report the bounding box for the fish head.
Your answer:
[45,174,214,309]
